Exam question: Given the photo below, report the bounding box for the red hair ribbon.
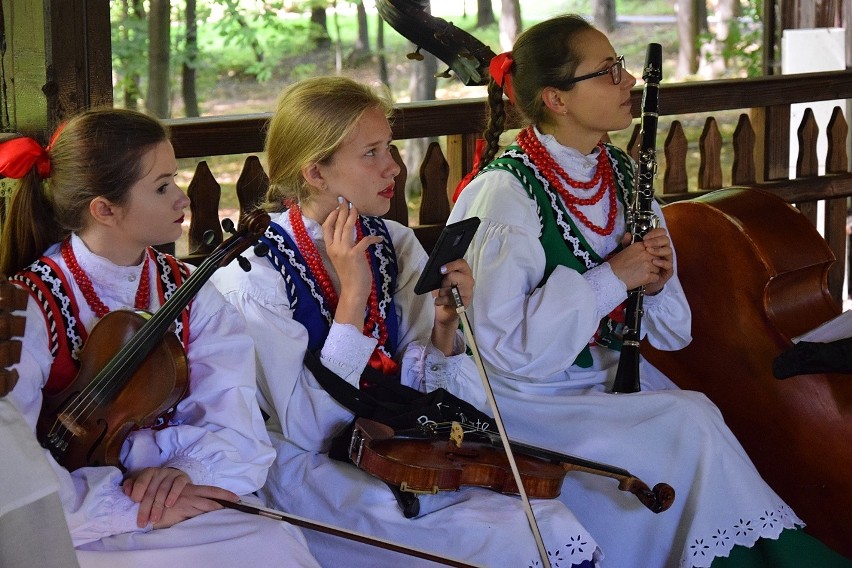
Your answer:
[489,52,516,104]
[0,124,64,180]
[452,138,486,202]
[0,137,51,179]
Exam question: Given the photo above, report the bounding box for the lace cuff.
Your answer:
[320,322,377,385]
[164,456,213,486]
[584,264,627,320]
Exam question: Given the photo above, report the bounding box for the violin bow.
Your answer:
[450,286,553,568]
[212,498,480,568]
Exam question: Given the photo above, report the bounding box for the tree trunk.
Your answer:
[676,0,699,78]
[182,0,199,117]
[476,0,495,28]
[310,5,331,49]
[147,0,170,118]
[347,1,371,66]
[593,0,616,33]
[377,15,389,87]
[499,0,522,52]
[405,2,438,202]
[355,2,369,52]
[119,0,145,110]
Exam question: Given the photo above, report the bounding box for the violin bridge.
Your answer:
[449,421,464,448]
[57,412,86,437]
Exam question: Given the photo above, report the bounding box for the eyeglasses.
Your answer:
[559,55,625,87]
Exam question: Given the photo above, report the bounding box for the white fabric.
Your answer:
[7,235,319,568]
[0,398,79,568]
[213,211,602,568]
[446,129,803,568]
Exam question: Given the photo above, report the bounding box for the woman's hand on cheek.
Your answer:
[321,200,382,327]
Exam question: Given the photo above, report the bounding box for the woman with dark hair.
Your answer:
[0,108,320,568]
[448,14,850,568]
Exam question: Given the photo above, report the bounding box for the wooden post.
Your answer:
[0,0,112,139]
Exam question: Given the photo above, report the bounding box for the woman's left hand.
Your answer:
[123,466,192,528]
[431,259,474,355]
[640,227,674,295]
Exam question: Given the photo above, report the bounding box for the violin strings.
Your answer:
[48,246,228,447]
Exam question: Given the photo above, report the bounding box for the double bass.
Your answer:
[643,188,852,556]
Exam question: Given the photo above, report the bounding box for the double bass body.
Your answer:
[644,187,852,556]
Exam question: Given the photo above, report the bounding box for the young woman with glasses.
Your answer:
[448,14,850,568]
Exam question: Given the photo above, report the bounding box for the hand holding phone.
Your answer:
[414,217,480,295]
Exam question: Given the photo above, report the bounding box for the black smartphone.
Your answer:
[413,217,481,295]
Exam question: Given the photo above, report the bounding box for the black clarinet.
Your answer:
[610,43,663,394]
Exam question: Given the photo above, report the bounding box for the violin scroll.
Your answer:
[618,477,675,514]
[213,209,271,269]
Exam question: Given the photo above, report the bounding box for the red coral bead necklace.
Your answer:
[62,238,151,319]
[288,206,390,356]
[517,126,618,236]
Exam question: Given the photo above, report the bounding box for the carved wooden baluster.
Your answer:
[419,142,451,227]
[795,108,820,225]
[663,120,688,195]
[236,155,269,217]
[413,142,453,252]
[826,106,849,174]
[731,113,756,186]
[698,117,723,190]
[824,107,850,300]
[187,160,223,261]
[386,145,409,227]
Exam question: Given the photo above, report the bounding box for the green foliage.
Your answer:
[697,0,763,78]
[726,0,763,78]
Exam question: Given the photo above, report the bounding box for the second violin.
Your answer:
[350,417,674,513]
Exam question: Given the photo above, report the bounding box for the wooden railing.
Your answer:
[166,69,852,302]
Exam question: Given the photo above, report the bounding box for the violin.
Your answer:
[36,210,270,471]
[350,417,675,513]
[0,274,28,397]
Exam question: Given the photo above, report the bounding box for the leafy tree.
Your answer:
[310,4,332,49]
[112,0,146,110]
[593,0,616,33]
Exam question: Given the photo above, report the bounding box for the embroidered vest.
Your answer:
[259,215,400,363]
[480,142,635,367]
[12,248,192,396]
